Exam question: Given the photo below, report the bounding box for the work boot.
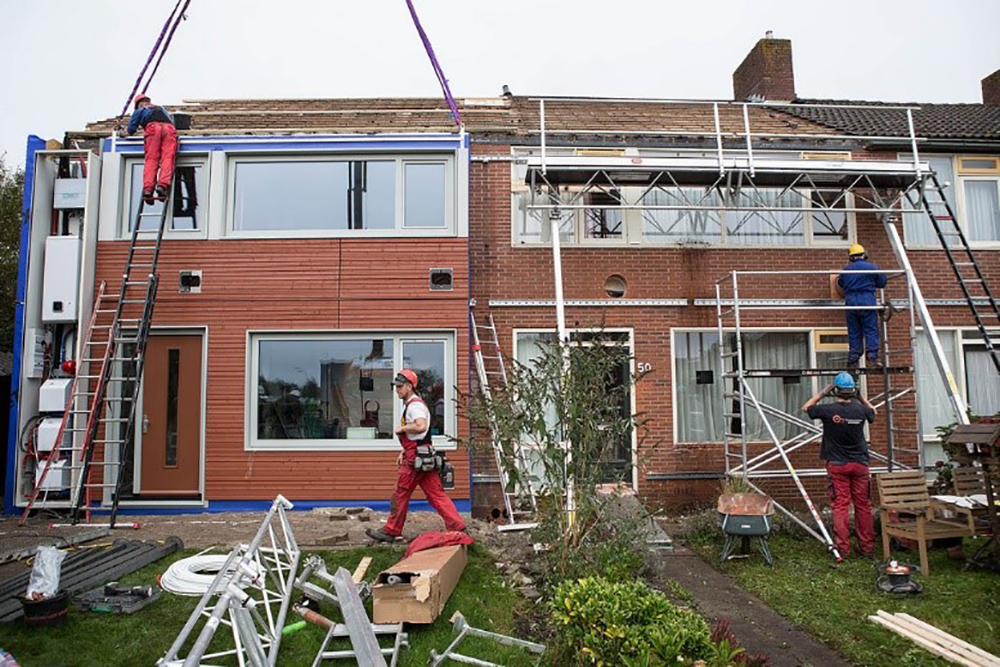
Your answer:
[846,358,860,370]
[365,527,396,543]
[142,190,155,205]
[154,184,169,200]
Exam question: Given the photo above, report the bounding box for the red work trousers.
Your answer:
[826,461,875,556]
[143,121,178,193]
[383,463,466,537]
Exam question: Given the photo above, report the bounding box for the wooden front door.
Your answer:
[139,334,202,496]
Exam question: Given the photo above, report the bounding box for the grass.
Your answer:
[687,532,1000,667]
[0,543,541,666]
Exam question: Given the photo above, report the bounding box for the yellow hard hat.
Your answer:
[848,244,865,257]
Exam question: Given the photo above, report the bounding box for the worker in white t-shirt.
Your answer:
[366,370,466,541]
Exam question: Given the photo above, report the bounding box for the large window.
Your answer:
[915,329,1000,465]
[249,333,453,449]
[229,156,451,235]
[903,155,1000,246]
[125,158,207,234]
[673,330,812,443]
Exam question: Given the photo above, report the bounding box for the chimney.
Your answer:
[983,69,1000,105]
[733,33,796,102]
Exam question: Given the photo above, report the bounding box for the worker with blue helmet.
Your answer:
[838,244,887,367]
[802,371,877,560]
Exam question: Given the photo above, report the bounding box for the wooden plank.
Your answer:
[869,613,982,667]
[352,556,373,584]
[894,613,1000,667]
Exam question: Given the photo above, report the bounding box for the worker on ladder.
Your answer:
[802,372,877,560]
[838,244,887,367]
[121,93,177,205]
[366,370,466,542]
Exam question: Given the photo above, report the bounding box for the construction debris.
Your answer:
[374,544,468,624]
[429,611,546,666]
[0,537,181,623]
[158,496,300,667]
[869,610,1000,666]
[0,527,109,564]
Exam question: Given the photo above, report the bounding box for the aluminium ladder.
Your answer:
[21,190,173,527]
[908,172,1000,374]
[470,310,538,531]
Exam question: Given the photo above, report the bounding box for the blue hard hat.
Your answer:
[834,372,856,390]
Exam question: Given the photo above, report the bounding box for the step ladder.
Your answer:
[21,190,173,527]
[470,310,538,531]
[909,172,1000,374]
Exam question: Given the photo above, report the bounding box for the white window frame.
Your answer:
[226,154,455,239]
[512,327,638,491]
[246,330,456,451]
[670,327,847,445]
[119,155,210,240]
[511,148,856,248]
[901,154,1000,249]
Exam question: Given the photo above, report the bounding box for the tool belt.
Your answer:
[412,444,455,490]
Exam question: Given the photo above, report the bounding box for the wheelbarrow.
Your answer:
[718,493,775,566]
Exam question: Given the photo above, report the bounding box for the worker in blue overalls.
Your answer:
[838,244,887,367]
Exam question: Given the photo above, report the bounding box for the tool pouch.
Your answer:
[413,445,437,472]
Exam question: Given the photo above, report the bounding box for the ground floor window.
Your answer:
[249,332,453,449]
[916,329,1000,465]
[673,330,813,443]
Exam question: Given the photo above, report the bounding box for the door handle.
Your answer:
[142,414,149,434]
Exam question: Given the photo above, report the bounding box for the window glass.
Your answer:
[356,161,395,230]
[902,155,956,246]
[402,341,446,436]
[256,339,394,441]
[727,189,804,246]
[915,331,959,439]
[810,190,849,242]
[964,345,1000,416]
[129,162,204,231]
[642,188,722,244]
[675,331,809,442]
[964,181,1000,242]
[235,161,347,231]
[582,190,624,240]
[404,162,446,228]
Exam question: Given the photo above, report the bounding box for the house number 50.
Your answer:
[637,362,652,373]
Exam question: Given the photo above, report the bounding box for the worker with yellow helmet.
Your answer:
[837,244,887,367]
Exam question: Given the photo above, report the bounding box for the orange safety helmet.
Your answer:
[134,93,151,106]
[393,369,419,388]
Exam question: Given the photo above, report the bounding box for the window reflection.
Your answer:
[402,341,446,436]
[129,163,203,231]
[404,163,446,228]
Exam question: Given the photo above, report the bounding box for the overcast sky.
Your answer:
[2,0,999,167]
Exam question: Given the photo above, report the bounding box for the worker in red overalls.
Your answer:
[123,93,177,205]
[366,370,466,542]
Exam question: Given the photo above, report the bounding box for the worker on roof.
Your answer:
[838,244,887,367]
[802,372,877,561]
[122,93,177,205]
[366,370,466,543]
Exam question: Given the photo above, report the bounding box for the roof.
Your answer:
[785,99,1000,141]
[70,95,1000,145]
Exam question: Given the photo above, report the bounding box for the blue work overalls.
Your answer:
[838,259,887,362]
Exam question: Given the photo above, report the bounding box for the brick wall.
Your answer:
[468,142,999,514]
[732,37,796,102]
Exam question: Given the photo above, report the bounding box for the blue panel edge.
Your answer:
[5,135,45,515]
[83,498,471,516]
[102,134,464,155]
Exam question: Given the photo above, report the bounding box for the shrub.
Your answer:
[551,577,712,665]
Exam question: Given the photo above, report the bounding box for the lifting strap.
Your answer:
[403,0,463,129]
[116,0,192,124]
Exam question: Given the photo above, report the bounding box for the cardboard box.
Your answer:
[372,544,467,624]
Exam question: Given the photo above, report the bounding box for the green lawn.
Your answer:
[0,544,541,666]
[688,533,1000,667]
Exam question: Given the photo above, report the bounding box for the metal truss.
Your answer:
[159,495,301,667]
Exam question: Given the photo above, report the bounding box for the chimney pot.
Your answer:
[733,36,796,102]
[983,69,1000,105]
[765,30,773,39]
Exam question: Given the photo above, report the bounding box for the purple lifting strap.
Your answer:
[116,0,188,123]
[404,0,463,129]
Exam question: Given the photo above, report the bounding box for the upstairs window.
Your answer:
[125,158,207,234]
[229,155,452,236]
[903,154,1000,247]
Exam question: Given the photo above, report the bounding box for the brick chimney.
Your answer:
[983,69,1000,105]
[733,32,796,102]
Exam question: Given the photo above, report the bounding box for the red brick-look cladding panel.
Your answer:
[469,143,1000,510]
[93,238,471,504]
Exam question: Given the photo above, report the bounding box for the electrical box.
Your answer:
[42,236,82,323]
[40,378,72,413]
[53,178,87,209]
[37,417,68,453]
[25,328,49,379]
[35,458,71,492]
